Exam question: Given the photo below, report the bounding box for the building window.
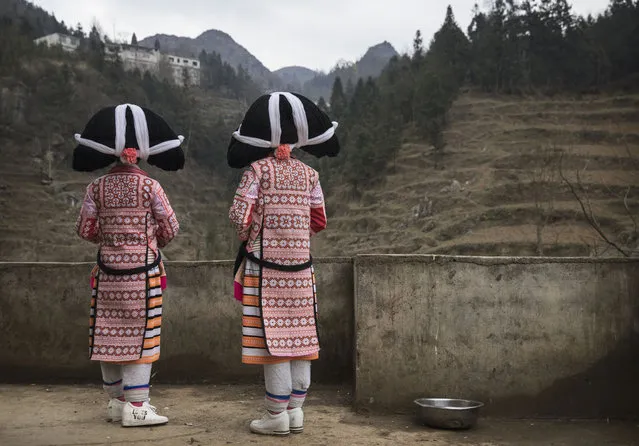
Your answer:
[177,58,180,63]
[169,57,174,62]
[193,61,198,67]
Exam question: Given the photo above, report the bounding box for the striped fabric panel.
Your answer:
[137,266,163,362]
[89,290,97,352]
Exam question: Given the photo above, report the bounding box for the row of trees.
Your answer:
[467,0,639,92]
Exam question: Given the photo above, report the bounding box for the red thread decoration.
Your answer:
[120,147,138,164]
[275,144,292,160]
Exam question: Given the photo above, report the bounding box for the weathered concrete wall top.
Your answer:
[354,255,639,419]
[0,259,354,384]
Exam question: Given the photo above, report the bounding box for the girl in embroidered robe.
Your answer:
[74,104,185,427]
[227,92,339,436]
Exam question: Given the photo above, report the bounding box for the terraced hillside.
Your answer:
[2,92,637,261]
[315,93,639,257]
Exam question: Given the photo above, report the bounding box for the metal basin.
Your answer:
[414,398,484,430]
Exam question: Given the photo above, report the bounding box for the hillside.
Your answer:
[0,0,67,37]
[0,39,245,262]
[314,92,639,257]
[139,30,281,89]
[2,77,637,261]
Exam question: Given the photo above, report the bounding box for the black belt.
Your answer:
[234,242,312,274]
[97,250,162,276]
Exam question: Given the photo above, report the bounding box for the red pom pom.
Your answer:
[120,147,138,164]
[275,144,292,160]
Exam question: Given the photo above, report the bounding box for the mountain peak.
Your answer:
[139,29,280,88]
[197,28,233,40]
[363,41,398,59]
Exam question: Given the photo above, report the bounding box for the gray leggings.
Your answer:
[263,360,311,413]
[101,362,152,403]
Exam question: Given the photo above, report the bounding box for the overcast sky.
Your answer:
[32,0,610,72]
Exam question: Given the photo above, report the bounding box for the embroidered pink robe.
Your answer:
[76,164,179,363]
[230,156,327,364]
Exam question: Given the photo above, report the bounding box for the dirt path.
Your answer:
[0,385,637,446]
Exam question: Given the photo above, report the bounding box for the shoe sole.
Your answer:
[122,420,169,428]
[249,427,290,436]
[290,427,303,434]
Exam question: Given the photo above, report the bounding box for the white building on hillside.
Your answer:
[34,33,201,87]
[34,33,80,52]
[106,44,162,74]
[166,54,201,87]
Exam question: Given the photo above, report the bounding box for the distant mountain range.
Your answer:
[5,0,399,98]
[303,41,399,100]
[140,30,398,99]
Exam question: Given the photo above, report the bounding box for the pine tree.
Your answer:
[427,5,470,88]
[413,30,424,59]
[345,77,355,100]
[329,77,347,120]
[131,33,138,46]
[73,22,84,39]
[154,38,160,51]
[317,97,329,113]
[87,25,105,70]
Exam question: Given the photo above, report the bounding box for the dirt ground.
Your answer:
[0,384,637,446]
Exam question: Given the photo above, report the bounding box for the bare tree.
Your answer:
[559,149,637,257]
[526,144,561,256]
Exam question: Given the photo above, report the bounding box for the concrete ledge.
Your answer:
[355,254,639,265]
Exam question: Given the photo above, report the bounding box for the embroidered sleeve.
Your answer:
[152,182,179,248]
[229,169,258,241]
[76,183,100,243]
[310,179,327,235]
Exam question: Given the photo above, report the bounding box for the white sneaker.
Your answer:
[288,408,304,434]
[106,398,126,422]
[122,402,168,427]
[249,411,290,436]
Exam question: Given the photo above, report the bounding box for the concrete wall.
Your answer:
[2,256,638,419]
[354,255,639,419]
[0,259,354,384]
